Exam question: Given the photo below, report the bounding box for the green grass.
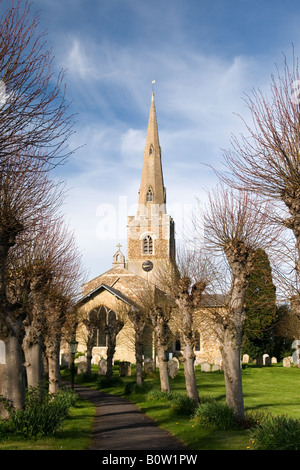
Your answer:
[1,363,299,450]
[0,397,95,450]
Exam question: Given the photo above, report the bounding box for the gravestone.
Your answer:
[0,341,5,365]
[119,361,131,376]
[283,356,293,367]
[242,354,249,363]
[60,353,71,368]
[263,354,271,366]
[271,357,277,364]
[167,358,179,378]
[77,361,88,374]
[144,360,155,373]
[255,355,263,366]
[201,362,211,372]
[98,358,107,375]
[212,364,222,372]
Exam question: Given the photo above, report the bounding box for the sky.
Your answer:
[7,0,300,283]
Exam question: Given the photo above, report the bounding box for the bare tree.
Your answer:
[220,51,300,280]
[128,307,149,387]
[0,0,75,168]
[203,185,281,421]
[155,249,212,404]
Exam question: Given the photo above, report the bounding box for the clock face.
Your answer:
[142,260,153,272]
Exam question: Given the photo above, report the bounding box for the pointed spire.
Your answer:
[138,92,166,215]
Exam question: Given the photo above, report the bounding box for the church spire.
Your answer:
[138,92,166,215]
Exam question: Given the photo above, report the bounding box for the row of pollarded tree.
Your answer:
[122,52,300,425]
[0,0,84,416]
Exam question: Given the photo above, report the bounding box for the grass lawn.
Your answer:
[0,363,299,450]
[0,397,95,450]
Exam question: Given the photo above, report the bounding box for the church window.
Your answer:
[143,235,153,254]
[149,145,153,155]
[146,188,153,202]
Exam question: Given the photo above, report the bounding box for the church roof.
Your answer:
[77,282,138,308]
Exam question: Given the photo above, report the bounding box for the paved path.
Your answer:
[72,384,187,451]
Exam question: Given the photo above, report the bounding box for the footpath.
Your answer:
[72,383,188,451]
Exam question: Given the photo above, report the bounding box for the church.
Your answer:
[75,92,221,366]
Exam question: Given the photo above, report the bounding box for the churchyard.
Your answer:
[1,359,298,450]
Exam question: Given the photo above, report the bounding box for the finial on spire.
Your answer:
[152,80,156,94]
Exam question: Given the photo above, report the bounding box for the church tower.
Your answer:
[126,92,175,282]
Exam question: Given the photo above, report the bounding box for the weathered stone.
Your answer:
[212,364,222,372]
[263,354,271,366]
[255,355,263,366]
[201,362,211,372]
[242,354,249,363]
[77,361,88,374]
[119,361,131,376]
[271,357,277,364]
[283,356,293,367]
[167,358,179,378]
[144,360,156,373]
[98,358,107,375]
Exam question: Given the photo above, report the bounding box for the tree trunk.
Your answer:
[24,341,43,390]
[23,325,44,393]
[4,334,25,410]
[48,351,60,394]
[182,341,199,404]
[135,333,144,387]
[156,340,170,393]
[221,326,245,422]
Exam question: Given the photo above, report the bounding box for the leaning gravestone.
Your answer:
[201,362,211,372]
[119,361,131,376]
[167,358,179,378]
[98,358,107,375]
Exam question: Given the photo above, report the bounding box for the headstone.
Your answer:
[98,358,107,375]
[283,356,293,367]
[144,360,155,373]
[60,353,70,367]
[201,362,211,372]
[0,341,6,365]
[77,361,88,374]
[292,340,300,366]
[271,357,277,364]
[119,361,131,376]
[255,355,263,366]
[167,358,179,378]
[212,364,222,372]
[263,354,271,366]
[242,354,249,363]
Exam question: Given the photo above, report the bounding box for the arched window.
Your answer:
[143,235,153,254]
[149,145,153,155]
[146,188,153,202]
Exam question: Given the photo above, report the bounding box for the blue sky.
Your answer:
[10,0,300,281]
